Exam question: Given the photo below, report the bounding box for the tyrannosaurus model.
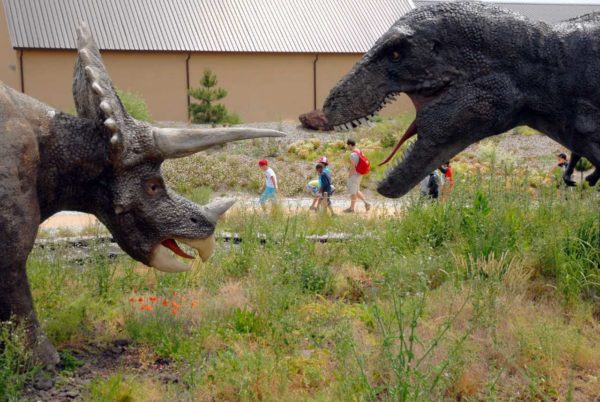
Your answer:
[0,25,283,366]
[300,2,599,197]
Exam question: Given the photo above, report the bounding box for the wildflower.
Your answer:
[138,297,144,303]
[129,297,134,303]
[171,309,178,315]
[191,300,198,307]
[171,301,180,308]
[149,296,157,303]
[162,300,168,306]
[141,304,153,312]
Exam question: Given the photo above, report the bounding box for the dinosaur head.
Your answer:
[73,24,284,272]
[318,3,526,197]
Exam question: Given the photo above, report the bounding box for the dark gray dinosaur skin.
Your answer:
[314,2,600,197]
[0,26,283,367]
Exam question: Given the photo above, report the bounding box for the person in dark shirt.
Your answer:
[556,153,576,187]
[316,163,335,215]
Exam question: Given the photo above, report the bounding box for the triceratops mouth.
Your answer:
[149,236,216,273]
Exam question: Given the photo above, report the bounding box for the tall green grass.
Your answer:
[14,167,600,400]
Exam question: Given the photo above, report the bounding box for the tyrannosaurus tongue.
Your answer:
[161,239,194,259]
[379,121,417,166]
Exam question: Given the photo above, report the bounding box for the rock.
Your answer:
[33,376,54,391]
[113,338,130,348]
[61,389,80,399]
[160,373,179,384]
[300,349,314,358]
[299,110,331,131]
[77,363,92,376]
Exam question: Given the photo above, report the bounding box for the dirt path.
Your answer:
[39,196,408,233]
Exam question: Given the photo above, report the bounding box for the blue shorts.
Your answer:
[259,187,277,204]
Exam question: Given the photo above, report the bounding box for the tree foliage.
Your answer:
[188,70,239,124]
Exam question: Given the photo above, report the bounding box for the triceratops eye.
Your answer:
[143,178,164,197]
[390,51,401,62]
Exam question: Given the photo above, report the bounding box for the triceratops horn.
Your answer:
[203,198,236,225]
[152,127,285,159]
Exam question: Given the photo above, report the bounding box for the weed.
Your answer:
[0,322,34,402]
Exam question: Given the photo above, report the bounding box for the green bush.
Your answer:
[117,89,152,122]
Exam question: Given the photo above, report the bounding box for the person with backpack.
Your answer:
[344,139,371,213]
[419,169,444,200]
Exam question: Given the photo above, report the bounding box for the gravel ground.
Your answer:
[159,120,565,152]
[156,120,347,143]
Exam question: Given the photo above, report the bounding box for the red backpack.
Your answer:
[353,149,371,175]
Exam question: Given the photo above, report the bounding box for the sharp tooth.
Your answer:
[344,123,352,131]
[149,245,191,273]
[359,117,368,125]
[180,235,216,262]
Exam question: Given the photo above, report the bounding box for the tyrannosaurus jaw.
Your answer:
[149,236,216,273]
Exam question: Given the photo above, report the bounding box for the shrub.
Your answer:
[117,89,152,122]
[575,157,593,183]
[87,373,139,402]
[0,323,34,401]
[189,70,239,124]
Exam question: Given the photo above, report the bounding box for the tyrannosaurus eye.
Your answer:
[389,51,401,62]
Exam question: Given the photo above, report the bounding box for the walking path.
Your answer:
[40,196,409,233]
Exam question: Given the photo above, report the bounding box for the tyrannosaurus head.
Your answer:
[312,3,528,197]
[73,24,284,272]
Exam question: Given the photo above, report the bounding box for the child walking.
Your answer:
[310,156,333,211]
[258,159,278,210]
[316,163,335,215]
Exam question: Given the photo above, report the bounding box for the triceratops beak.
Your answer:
[148,198,235,273]
[152,127,285,159]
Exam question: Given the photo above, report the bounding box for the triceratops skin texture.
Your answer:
[314,2,600,197]
[0,24,284,366]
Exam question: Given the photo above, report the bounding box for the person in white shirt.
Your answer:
[258,159,278,209]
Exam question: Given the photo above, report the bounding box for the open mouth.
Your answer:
[149,236,216,273]
[377,92,439,166]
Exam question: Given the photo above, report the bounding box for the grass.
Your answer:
[13,164,599,400]
[7,115,598,400]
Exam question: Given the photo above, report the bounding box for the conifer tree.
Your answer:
[188,70,230,124]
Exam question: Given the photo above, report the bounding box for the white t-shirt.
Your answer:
[264,167,277,188]
[350,149,360,176]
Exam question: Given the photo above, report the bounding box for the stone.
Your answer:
[33,376,54,391]
[299,110,330,131]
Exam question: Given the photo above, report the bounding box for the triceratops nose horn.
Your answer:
[203,198,236,224]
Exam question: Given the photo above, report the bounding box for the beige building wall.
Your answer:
[316,53,414,119]
[189,53,315,122]
[21,50,188,121]
[17,49,414,123]
[0,4,19,89]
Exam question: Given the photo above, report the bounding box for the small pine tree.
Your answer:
[188,70,230,124]
[575,157,593,183]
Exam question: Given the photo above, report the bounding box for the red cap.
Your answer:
[258,159,268,166]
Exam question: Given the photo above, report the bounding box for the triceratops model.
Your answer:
[0,24,283,366]
[301,2,599,197]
